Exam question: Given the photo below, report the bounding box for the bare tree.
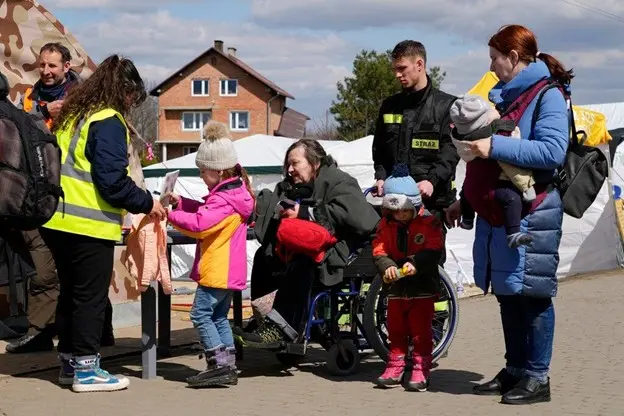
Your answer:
[306,109,340,141]
[128,80,158,145]
[127,81,159,166]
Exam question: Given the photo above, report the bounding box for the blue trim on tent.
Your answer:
[142,166,283,178]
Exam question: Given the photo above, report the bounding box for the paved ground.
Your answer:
[2,272,624,416]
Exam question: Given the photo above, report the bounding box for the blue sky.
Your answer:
[44,0,624,124]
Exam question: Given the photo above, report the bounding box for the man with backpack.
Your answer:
[372,40,459,265]
[5,43,115,353]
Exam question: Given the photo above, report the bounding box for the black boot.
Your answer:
[186,346,237,388]
[5,331,54,354]
[473,368,521,396]
[501,377,551,405]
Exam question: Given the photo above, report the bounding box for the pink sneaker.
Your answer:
[406,355,431,392]
[375,353,405,388]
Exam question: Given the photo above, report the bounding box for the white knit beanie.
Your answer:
[195,121,238,170]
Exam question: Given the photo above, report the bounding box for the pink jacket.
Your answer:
[122,214,173,295]
[167,177,254,290]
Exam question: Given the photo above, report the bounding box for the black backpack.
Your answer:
[0,72,63,230]
[533,82,608,219]
[0,230,32,340]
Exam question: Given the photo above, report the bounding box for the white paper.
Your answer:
[159,170,180,206]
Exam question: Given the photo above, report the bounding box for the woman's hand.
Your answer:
[468,137,492,159]
[149,199,168,221]
[280,203,300,219]
[444,200,461,228]
[383,266,399,283]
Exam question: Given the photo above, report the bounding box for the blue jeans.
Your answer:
[497,295,555,383]
[190,287,234,350]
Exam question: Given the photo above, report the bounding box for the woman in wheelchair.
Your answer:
[235,139,380,348]
[372,165,445,392]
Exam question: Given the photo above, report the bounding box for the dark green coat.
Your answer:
[254,159,380,286]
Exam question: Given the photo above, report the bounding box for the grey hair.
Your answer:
[283,138,335,177]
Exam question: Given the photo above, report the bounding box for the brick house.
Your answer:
[150,40,310,161]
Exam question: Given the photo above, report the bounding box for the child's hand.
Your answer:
[402,262,416,276]
[383,266,399,283]
[167,192,180,206]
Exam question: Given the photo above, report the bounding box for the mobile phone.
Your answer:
[278,199,296,209]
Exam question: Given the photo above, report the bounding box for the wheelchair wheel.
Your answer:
[362,266,460,363]
[326,340,360,376]
[275,352,304,368]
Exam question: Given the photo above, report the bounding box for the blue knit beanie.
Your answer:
[382,164,422,210]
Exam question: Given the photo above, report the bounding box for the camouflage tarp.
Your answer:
[0,0,145,189]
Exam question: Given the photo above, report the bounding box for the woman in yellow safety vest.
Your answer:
[40,54,167,393]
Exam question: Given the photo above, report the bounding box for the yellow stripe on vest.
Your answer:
[411,138,439,150]
[383,114,403,124]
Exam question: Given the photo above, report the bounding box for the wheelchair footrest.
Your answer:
[281,342,306,356]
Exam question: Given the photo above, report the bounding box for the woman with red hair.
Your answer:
[447,24,572,405]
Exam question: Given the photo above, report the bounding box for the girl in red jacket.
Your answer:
[372,164,445,392]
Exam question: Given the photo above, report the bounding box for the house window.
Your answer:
[181,111,211,131]
[230,111,249,131]
[191,79,209,96]
[220,79,238,96]
[182,145,198,156]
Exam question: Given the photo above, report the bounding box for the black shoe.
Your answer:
[473,368,521,396]
[5,332,54,354]
[238,319,288,350]
[501,377,551,405]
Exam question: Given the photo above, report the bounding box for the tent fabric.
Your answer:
[143,134,346,177]
[148,133,623,293]
[466,71,612,147]
[581,103,624,131]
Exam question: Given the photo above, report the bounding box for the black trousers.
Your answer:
[250,249,315,332]
[40,228,115,356]
[494,186,523,235]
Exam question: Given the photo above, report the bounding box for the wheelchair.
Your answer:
[246,187,460,376]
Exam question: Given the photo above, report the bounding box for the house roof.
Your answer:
[275,107,310,138]
[150,47,294,99]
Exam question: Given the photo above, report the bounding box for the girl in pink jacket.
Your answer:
[167,121,254,388]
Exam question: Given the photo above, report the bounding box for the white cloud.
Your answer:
[71,10,352,104]
[247,0,624,109]
[438,47,624,105]
[59,3,624,119]
[45,0,198,10]
[250,0,624,50]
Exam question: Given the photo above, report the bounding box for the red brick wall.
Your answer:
[157,51,287,151]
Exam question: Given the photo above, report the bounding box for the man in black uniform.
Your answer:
[372,40,459,265]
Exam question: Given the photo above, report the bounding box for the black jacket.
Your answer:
[372,76,459,209]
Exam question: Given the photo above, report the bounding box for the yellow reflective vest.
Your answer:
[43,108,130,241]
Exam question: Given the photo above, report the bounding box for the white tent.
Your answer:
[144,124,624,296]
[143,134,375,296]
[581,102,624,130]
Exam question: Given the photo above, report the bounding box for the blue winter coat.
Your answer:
[473,61,569,298]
